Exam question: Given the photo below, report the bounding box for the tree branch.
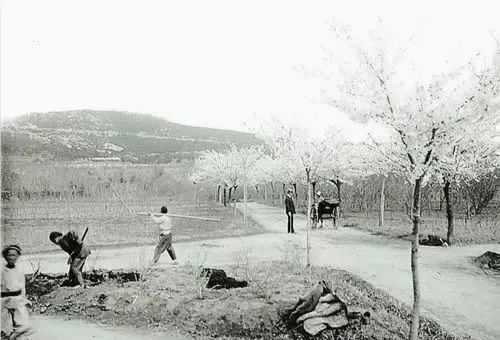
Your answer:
[423,127,438,165]
[396,129,415,165]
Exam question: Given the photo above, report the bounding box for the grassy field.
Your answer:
[340,210,500,245]
[27,261,471,340]
[1,199,263,254]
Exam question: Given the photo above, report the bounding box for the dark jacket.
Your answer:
[59,231,91,259]
[285,195,296,214]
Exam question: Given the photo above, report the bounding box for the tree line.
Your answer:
[192,23,500,340]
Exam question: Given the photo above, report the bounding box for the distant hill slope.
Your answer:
[1,110,262,163]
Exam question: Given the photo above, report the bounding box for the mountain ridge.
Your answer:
[1,110,261,163]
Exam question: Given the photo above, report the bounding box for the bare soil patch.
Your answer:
[26,263,472,340]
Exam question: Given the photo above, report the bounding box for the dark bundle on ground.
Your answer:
[278,281,370,338]
[200,268,248,289]
[474,251,500,270]
[419,234,448,247]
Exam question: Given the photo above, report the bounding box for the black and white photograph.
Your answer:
[1,1,499,339]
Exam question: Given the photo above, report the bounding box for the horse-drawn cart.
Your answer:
[310,198,340,229]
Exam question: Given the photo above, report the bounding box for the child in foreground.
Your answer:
[1,245,33,340]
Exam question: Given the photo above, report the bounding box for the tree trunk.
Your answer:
[223,187,227,207]
[293,183,298,201]
[379,176,385,228]
[312,182,317,203]
[264,183,268,201]
[444,180,454,245]
[282,183,286,205]
[217,185,221,203]
[335,179,342,219]
[465,198,470,224]
[306,169,312,267]
[243,181,248,225]
[427,191,432,216]
[228,187,232,202]
[232,186,237,216]
[409,177,422,340]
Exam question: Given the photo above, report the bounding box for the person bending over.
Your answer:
[49,230,91,288]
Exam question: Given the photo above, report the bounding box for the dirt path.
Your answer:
[18,202,500,340]
[27,316,189,340]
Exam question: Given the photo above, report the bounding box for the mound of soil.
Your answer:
[27,263,470,340]
[474,251,500,271]
[26,269,141,304]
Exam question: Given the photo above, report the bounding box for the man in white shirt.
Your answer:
[149,206,178,265]
[1,245,32,339]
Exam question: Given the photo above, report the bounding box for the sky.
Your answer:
[1,0,500,137]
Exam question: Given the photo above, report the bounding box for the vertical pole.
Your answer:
[243,181,248,225]
[379,176,385,228]
[306,169,312,267]
[193,184,197,207]
[409,177,422,340]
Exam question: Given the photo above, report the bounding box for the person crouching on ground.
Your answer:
[285,188,296,234]
[1,245,32,340]
[49,231,91,289]
[149,206,178,265]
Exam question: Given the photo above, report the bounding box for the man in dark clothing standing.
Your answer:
[49,231,91,288]
[285,188,296,234]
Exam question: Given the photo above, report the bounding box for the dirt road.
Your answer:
[18,202,500,340]
[27,316,189,340]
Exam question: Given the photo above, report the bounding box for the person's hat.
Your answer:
[2,244,22,258]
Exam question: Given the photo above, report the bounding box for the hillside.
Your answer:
[1,110,262,163]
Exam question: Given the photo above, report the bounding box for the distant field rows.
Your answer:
[1,200,263,254]
[2,200,199,219]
